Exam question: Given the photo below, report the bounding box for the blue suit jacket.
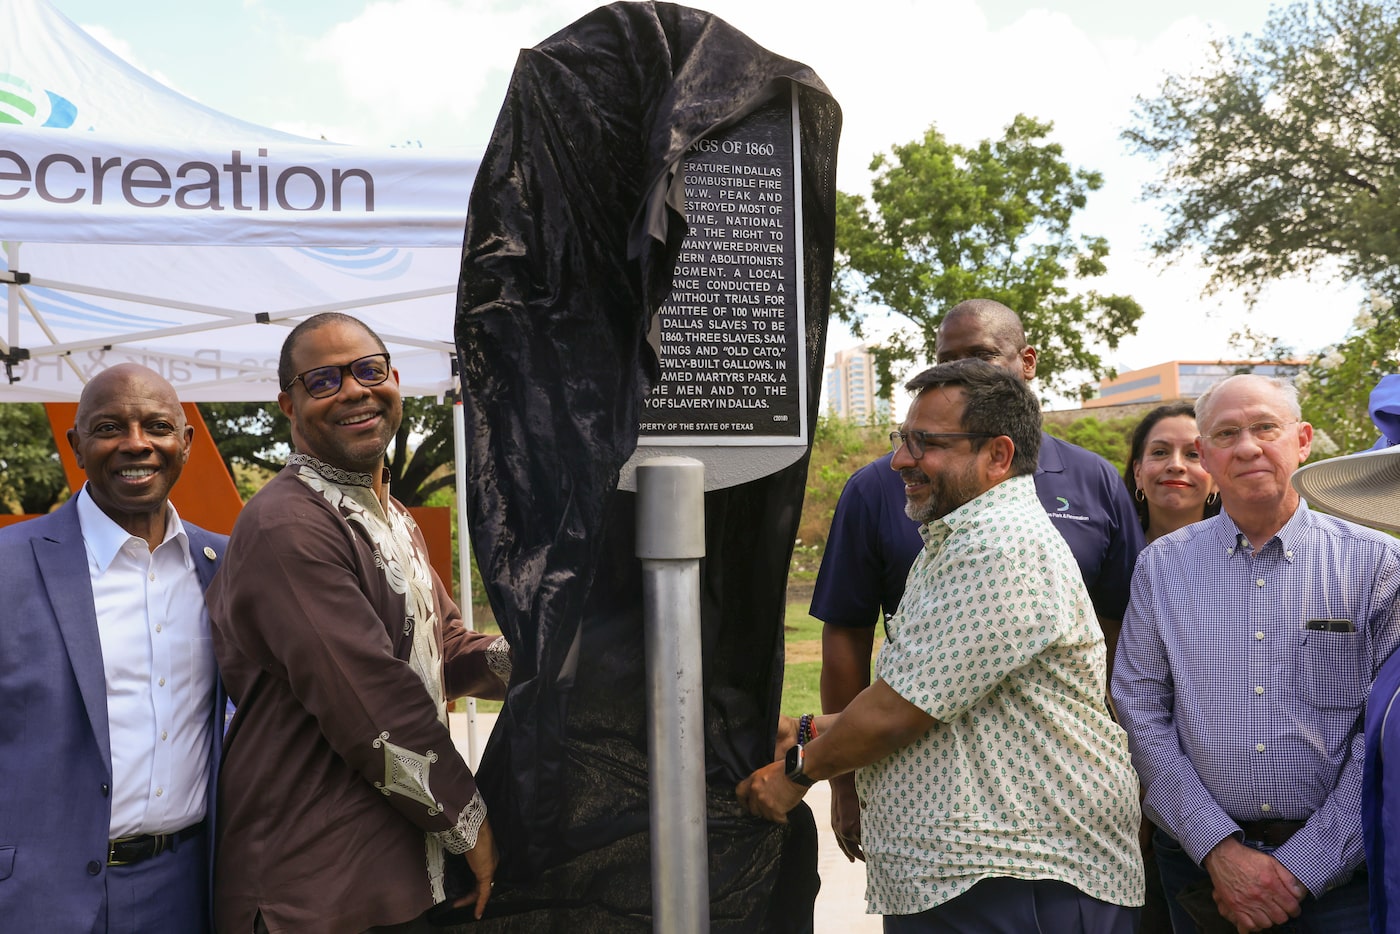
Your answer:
[0,497,227,932]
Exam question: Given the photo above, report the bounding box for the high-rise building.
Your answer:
[826,344,896,422]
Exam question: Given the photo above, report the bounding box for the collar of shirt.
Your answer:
[75,484,191,573]
[1210,499,1309,564]
[1034,430,1065,476]
[287,451,392,489]
[917,474,1036,552]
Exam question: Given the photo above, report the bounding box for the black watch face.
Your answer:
[785,744,801,776]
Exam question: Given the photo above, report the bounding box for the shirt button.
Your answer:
[1256,579,1266,587]
[1285,551,1294,558]
[156,787,163,797]
[149,572,156,582]
[100,783,110,797]
[1261,803,1272,812]
[161,730,169,741]
[1256,631,1265,640]
[87,860,102,876]
[158,677,166,687]
[1256,743,1266,752]
[155,624,162,633]
[1255,686,1265,695]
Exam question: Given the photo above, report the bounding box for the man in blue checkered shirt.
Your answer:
[1113,373,1400,933]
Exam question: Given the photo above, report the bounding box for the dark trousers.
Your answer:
[1153,828,1369,933]
[881,876,1139,933]
[105,826,208,934]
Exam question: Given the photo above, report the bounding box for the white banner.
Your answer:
[0,125,478,247]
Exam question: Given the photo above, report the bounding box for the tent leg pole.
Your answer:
[452,397,480,770]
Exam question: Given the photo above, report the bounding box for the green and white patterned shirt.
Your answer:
[858,474,1145,915]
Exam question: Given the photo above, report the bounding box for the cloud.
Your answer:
[290,0,1363,384]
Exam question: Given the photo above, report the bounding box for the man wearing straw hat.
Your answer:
[1293,372,1400,934]
[1113,373,1400,933]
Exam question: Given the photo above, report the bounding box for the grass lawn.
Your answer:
[781,600,825,716]
[462,600,861,719]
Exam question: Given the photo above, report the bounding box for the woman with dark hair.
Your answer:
[1125,402,1220,542]
[1122,402,1221,934]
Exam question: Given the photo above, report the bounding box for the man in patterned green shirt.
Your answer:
[739,359,1144,931]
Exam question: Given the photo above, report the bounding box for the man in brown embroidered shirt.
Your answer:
[208,313,510,934]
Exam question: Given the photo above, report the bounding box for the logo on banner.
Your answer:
[296,247,413,280]
[0,73,77,128]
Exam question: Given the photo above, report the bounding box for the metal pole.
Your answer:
[636,456,708,933]
[452,395,480,769]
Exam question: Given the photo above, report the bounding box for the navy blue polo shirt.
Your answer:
[809,434,1143,630]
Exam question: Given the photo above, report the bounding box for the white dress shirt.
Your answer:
[76,486,216,838]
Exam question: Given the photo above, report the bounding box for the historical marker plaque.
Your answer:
[639,91,807,447]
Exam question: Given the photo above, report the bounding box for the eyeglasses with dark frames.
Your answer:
[889,429,995,459]
[284,353,392,399]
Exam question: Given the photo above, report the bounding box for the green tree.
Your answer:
[1127,0,1400,297]
[198,397,456,507]
[1044,413,1141,476]
[0,402,68,514]
[1296,298,1400,456]
[836,114,1144,400]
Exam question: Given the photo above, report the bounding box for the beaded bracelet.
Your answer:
[798,713,815,746]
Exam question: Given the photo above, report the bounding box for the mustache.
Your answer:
[899,467,929,484]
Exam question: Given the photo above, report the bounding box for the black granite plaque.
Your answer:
[640,94,805,442]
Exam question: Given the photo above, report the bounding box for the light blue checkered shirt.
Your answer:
[1112,503,1400,895]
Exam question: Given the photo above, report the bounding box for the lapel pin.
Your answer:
[204,546,217,560]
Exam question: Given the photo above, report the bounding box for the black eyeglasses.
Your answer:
[889,429,994,459]
[284,353,392,398]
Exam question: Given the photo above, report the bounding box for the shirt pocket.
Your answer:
[1298,629,1365,710]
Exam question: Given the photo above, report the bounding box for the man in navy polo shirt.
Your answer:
[812,298,1144,862]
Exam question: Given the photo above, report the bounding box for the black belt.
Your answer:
[107,821,204,866]
[1237,820,1306,848]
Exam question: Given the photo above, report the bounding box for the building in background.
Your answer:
[825,344,897,422]
[1083,359,1308,409]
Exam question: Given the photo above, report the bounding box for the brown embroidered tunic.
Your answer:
[208,454,509,934]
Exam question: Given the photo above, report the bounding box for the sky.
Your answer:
[49,0,1362,404]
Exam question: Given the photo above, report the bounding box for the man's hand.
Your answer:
[736,760,807,823]
[451,818,498,920]
[774,714,799,760]
[1202,838,1305,932]
[828,772,864,862]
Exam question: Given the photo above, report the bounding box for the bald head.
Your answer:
[1194,374,1301,433]
[74,364,185,429]
[934,299,1036,382]
[942,300,1026,345]
[68,364,193,548]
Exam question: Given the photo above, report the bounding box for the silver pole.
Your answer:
[452,396,480,769]
[636,456,709,932]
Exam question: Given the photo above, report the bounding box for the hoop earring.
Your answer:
[1134,488,1146,503]
[1205,491,1219,506]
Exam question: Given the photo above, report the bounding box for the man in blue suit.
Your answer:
[0,363,227,934]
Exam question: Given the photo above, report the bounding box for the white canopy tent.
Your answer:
[0,0,478,402]
[1,0,491,762]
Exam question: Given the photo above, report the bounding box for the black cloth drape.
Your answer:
[453,3,840,929]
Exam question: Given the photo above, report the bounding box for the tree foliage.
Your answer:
[0,403,68,514]
[1044,413,1140,476]
[1127,0,1400,297]
[198,397,456,507]
[836,114,1144,400]
[1295,298,1400,456]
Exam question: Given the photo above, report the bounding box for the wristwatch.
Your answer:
[784,743,815,787]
